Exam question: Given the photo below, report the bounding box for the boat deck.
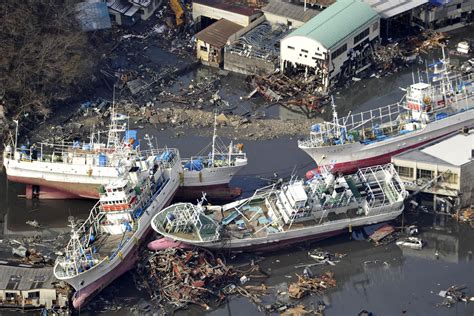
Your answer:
[92,231,133,260]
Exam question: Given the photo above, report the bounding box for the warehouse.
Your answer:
[280,0,380,91]
[192,0,262,31]
[195,19,244,67]
[392,129,474,209]
[262,0,321,29]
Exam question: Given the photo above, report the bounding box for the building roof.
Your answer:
[193,0,260,17]
[262,0,320,23]
[394,131,474,167]
[0,264,57,291]
[195,19,244,48]
[75,1,112,31]
[361,0,428,19]
[107,0,133,14]
[284,0,379,49]
[421,132,474,166]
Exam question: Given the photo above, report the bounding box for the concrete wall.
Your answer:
[193,3,257,26]
[224,51,276,75]
[264,12,305,29]
[139,0,161,20]
[460,160,474,207]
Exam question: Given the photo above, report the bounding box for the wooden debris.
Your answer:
[288,272,336,299]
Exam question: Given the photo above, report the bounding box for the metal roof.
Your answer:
[262,0,320,23]
[394,131,474,167]
[195,19,244,48]
[361,0,428,19]
[421,132,474,166]
[193,0,260,17]
[75,1,112,31]
[0,264,56,291]
[285,0,379,49]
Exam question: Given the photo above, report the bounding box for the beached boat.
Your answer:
[299,49,474,176]
[151,164,407,251]
[53,148,180,309]
[3,109,247,200]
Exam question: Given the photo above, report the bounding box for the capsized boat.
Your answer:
[151,164,408,251]
[299,49,474,176]
[53,148,180,309]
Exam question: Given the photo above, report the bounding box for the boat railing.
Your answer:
[299,101,406,147]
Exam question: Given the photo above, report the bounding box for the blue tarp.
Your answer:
[184,159,203,171]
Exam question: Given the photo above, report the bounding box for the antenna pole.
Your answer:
[13,119,19,150]
[211,111,217,167]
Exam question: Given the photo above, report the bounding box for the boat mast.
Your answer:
[211,112,217,167]
[331,96,340,138]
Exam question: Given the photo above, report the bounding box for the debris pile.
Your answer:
[249,73,330,112]
[137,247,268,311]
[288,271,336,299]
[438,285,474,308]
[454,208,474,226]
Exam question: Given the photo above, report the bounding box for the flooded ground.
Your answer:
[1,130,474,315]
[0,26,473,316]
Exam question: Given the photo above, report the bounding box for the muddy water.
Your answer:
[2,131,474,315]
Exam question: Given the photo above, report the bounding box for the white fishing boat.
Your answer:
[53,147,180,309]
[3,107,247,200]
[299,49,474,176]
[151,164,407,251]
[396,237,423,250]
[178,113,247,192]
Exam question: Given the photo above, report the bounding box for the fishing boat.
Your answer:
[53,147,180,309]
[3,109,247,200]
[151,164,407,251]
[299,49,474,176]
[177,113,247,200]
[3,103,140,199]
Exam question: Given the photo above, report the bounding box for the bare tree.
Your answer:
[0,0,98,122]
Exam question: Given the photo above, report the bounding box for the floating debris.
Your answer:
[288,271,336,299]
[438,285,474,308]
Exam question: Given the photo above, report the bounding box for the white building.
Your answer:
[107,0,162,26]
[392,129,474,208]
[280,0,380,91]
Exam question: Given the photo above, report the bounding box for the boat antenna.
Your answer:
[13,119,19,150]
[412,71,415,85]
[331,96,340,138]
[211,111,217,167]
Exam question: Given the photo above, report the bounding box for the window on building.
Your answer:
[395,166,414,178]
[200,46,208,52]
[287,20,293,27]
[330,44,347,60]
[457,3,461,9]
[5,292,16,300]
[417,169,434,179]
[312,57,318,60]
[372,21,379,32]
[27,291,40,299]
[354,27,370,45]
[301,49,308,53]
[287,46,295,50]
[440,172,458,184]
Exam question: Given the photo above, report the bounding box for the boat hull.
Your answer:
[55,164,180,309]
[300,108,474,175]
[156,208,403,252]
[4,158,246,200]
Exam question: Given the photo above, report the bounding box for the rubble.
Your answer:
[136,247,269,311]
[288,271,336,299]
[438,285,474,308]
